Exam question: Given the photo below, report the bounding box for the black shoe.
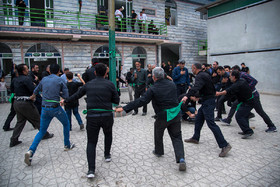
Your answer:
[179,158,186,171]
[42,133,54,140]
[152,150,162,157]
[222,110,227,114]
[184,138,199,144]
[3,127,14,131]
[220,118,231,125]
[132,112,138,116]
[24,150,33,166]
[214,117,221,122]
[80,124,85,130]
[104,155,111,162]
[10,140,22,147]
[151,115,157,119]
[142,112,147,116]
[248,113,255,119]
[242,132,254,139]
[265,126,277,133]
[238,132,245,135]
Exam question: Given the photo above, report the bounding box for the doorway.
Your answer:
[30,0,45,27]
[30,58,57,77]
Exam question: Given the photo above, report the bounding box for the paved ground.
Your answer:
[0,91,279,187]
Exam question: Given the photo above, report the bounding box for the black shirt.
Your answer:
[126,71,134,84]
[123,79,178,115]
[147,69,154,86]
[83,67,96,83]
[41,71,50,79]
[220,71,231,90]
[187,70,216,100]
[11,74,35,97]
[28,71,39,85]
[132,13,137,19]
[65,81,83,108]
[65,76,119,114]
[226,78,252,102]
[132,68,148,87]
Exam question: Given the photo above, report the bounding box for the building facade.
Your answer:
[0,0,211,77]
[197,0,280,94]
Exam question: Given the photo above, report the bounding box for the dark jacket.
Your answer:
[65,76,119,114]
[187,70,216,101]
[83,67,96,83]
[123,79,178,117]
[11,74,35,97]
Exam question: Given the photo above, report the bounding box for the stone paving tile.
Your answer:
[0,92,279,186]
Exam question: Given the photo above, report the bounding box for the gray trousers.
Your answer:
[11,100,48,142]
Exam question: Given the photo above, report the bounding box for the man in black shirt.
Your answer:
[65,72,85,131]
[116,67,186,171]
[146,64,154,88]
[216,70,256,139]
[132,61,148,116]
[29,64,43,115]
[62,63,120,179]
[82,58,97,83]
[131,10,137,32]
[41,65,50,78]
[126,68,134,102]
[10,64,53,147]
[183,63,231,157]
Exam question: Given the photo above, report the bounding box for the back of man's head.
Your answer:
[152,67,164,80]
[95,63,107,76]
[193,63,202,70]
[50,64,60,74]
[217,66,224,71]
[232,65,241,72]
[66,72,73,80]
[231,70,240,80]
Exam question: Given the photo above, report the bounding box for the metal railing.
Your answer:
[0,5,167,35]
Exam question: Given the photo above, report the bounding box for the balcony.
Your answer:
[0,5,168,43]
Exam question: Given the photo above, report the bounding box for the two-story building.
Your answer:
[0,0,212,76]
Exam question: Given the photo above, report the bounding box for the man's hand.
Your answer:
[216,91,223,96]
[134,73,137,79]
[190,96,199,102]
[34,75,38,81]
[60,99,65,106]
[180,70,186,75]
[181,96,188,103]
[29,94,36,101]
[115,107,123,113]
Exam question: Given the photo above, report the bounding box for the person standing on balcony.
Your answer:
[16,0,26,26]
[115,6,124,32]
[131,10,137,32]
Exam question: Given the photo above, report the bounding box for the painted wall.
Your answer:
[207,0,280,94]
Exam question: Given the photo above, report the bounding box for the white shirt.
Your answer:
[0,82,7,92]
[115,9,123,21]
[139,14,147,23]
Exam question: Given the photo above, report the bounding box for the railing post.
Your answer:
[109,0,116,89]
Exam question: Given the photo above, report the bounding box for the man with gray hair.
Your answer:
[116,67,186,171]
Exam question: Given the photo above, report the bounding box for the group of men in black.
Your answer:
[3,58,276,179]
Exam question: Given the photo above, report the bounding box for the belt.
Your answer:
[87,113,113,117]
[42,104,59,108]
[178,83,186,86]
[15,96,31,101]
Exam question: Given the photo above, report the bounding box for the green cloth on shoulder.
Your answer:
[9,93,15,103]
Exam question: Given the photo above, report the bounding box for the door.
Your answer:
[30,58,57,77]
[30,0,45,27]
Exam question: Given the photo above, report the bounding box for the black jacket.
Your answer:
[83,67,96,83]
[11,74,35,97]
[123,79,178,116]
[187,70,216,101]
[65,76,119,114]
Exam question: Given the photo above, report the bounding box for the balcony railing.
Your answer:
[0,5,167,35]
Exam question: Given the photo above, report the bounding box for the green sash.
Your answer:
[82,109,114,115]
[45,100,60,103]
[165,102,183,122]
[9,93,15,103]
[236,94,254,111]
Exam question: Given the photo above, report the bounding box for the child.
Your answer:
[65,72,85,130]
[0,77,8,103]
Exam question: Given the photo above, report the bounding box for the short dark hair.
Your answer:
[232,65,241,72]
[95,63,107,76]
[214,61,219,65]
[64,68,69,72]
[31,64,37,70]
[241,63,245,66]
[193,63,202,69]
[224,65,231,69]
[16,64,27,74]
[50,64,60,74]
[66,71,73,80]
[130,68,134,71]
[231,70,240,79]
[217,66,224,71]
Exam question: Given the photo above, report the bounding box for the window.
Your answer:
[165,0,177,26]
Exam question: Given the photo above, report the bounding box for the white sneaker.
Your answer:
[87,171,95,179]
[64,143,75,151]
[105,155,111,162]
[24,150,33,166]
